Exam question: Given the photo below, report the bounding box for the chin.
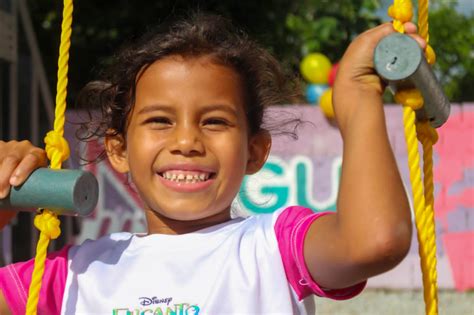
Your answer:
[155,206,222,222]
[165,211,209,221]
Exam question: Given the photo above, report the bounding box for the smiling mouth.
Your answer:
[158,171,216,184]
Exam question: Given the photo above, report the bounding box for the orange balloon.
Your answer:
[319,88,334,119]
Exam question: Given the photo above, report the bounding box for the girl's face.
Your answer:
[106,56,271,234]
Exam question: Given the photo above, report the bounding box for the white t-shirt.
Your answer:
[1,206,365,315]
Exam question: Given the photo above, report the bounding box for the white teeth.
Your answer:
[161,171,211,183]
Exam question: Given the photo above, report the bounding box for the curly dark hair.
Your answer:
[76,12,302,160]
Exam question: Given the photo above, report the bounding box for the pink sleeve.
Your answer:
[274,206,366,300]
[0,245,70,315]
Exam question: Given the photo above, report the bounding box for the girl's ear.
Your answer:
[104,134,129,173]
[246,130,272,175]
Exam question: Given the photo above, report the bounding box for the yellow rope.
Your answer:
[25,0,73,314]
[418,0,436,64]
[389,1,439,314]
[417,122,439,314]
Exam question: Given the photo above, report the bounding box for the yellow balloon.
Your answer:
[300,53,332,84]
[319,88,335,119]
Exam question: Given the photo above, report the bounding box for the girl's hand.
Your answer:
[333,22,426,131]
[0,140,48,198]
[0,140,47,227]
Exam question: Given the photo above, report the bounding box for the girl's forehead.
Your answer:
[135,56,245,103]
[141,55,239,81]
[130,55,248,119]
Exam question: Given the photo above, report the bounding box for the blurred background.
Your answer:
[0,0,473,314]
[24,0,474,103]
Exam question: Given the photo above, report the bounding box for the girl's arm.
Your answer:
[303,23,425,289]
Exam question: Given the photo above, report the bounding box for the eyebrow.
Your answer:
[137,103,239,116]
[199,104,238,116]
[137,104,174,115]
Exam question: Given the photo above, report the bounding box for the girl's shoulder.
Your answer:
[68,207,319,268]
[0,245,71,315]
[0,232,134,314]
[70,232,133,255]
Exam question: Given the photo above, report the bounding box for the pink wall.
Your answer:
[370,104,473,291]
[265,104,473,291]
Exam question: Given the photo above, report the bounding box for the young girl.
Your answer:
[0,13,424,315]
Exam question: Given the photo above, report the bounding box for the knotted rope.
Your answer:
[25,0,73,314]
[388,1,439,314]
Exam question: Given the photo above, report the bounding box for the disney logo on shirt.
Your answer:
[113,301,200,315]
[139,296,173,306]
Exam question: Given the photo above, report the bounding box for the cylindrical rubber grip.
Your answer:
[374,33,450,128]
[0,168,98,216]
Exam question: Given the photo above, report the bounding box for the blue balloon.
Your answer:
[305,84,328,104]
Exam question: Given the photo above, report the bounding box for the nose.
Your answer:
[169,123,205,156]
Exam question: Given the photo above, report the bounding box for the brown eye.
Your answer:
[203,118,228,126]
[145,117,172,127]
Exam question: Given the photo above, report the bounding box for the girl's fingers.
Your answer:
[409,34,427,50]
[0,140,47,198]
[403,22,418,34]
[0,155,21,198]
[9,150,47,186]
[402,22,427,49]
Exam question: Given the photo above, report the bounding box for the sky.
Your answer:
[458,0,474,13]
